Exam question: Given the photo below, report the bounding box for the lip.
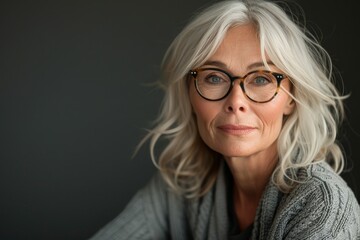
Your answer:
[217,124,256,135]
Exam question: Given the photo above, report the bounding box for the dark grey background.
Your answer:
[0,0,359,239]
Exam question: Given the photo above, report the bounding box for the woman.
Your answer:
[90,0,360,239]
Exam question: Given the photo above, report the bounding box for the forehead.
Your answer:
[208,24,267,72]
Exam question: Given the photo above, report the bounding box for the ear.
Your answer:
[283,98,295,116]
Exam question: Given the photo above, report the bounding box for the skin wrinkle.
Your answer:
[189,24,295,230]
[89,1,360,239]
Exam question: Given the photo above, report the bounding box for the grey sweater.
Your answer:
[90,162,360,239]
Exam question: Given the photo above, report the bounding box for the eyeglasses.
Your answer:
[189,67,287,103]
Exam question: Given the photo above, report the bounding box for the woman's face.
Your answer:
[189,25,294,160]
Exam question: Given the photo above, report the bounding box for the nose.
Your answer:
[224,81,248,113]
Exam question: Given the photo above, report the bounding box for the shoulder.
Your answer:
[289,161,358,208]
[277,161,360,239]
[297,161,357,210]
[88,172,171,240]
[140,171,183,220]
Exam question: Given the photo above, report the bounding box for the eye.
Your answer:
[253,76,271,85]
[205,75,223,84]
[202,71,229,85]
[247,74,273,87]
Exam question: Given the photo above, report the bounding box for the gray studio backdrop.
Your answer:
[0,0,359,239]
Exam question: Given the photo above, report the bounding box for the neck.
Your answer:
[225,150,278,193]
[225,149,278,230]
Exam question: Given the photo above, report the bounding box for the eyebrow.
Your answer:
[247,61,275,70]
[202,60,275,71]
[202,60,228,68]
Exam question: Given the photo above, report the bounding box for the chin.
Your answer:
[218,149,255,159]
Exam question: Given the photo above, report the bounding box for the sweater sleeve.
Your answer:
[89,173,170,240]
[270,164,360,240]
[283,181,360,239]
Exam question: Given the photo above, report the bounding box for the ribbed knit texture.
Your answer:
[89,162,360,240]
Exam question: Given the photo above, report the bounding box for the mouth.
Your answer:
[217,124,256,135]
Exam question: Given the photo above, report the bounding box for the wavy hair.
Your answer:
[139,0,347,197]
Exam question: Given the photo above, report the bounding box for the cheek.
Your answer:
[192,100,218,129]
[257,100,288,134]
[190,86,219,138]
[193,105,220,152]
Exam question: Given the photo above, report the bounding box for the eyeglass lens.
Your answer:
[194,69,280,102]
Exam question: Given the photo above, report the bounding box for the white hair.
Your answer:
[139,0,346,197]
